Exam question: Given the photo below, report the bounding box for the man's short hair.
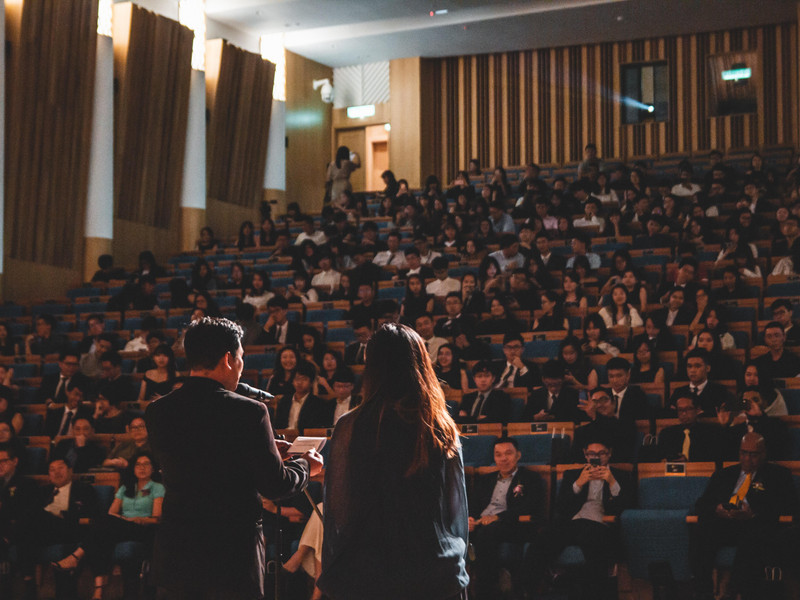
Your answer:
[98,254,114,269]
[431,256,449,271]
[331,368,355,384]
[684,348,710,365]
[606,357,631,372]
[183,317,244,371]
[502,332,524,346]
[572,232,591,249]
[764,321,784,333]
[86,313,105,325]
[0,441,19,461]
[37,314,57,327]
[771,298,793,313]
[404,246,420,257]
[675,394,699,409]
[445,291,462,301]
[472,360,494,376]
[101,351,122,368]
[415,312,433,324]
[98,382,124,407]
[499,233,518,249]
[678,257,698,270]
[266,296,289,310]
[541,359,565,379]
[493,436,519,450]
[362,221,378,232]
[386,230,401,241]
[59,350,81,362]
[351,318,372,331]
[294,360,317,380]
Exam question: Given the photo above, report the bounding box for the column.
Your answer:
[180,68,207,251]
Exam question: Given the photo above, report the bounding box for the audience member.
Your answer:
[657,394,721,462]
[459,361,511,423]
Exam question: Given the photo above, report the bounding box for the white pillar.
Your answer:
[264,100,286,191]
[85,34,114,240]
[0,1,6,278]
[182,69,207,210]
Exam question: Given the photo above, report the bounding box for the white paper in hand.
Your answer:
[287,436,327,455]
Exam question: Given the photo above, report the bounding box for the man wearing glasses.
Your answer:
[690,433,798,600]
[493,332,540,390]
[573,388,636,463]
[549,429,631,600]
[36,350,89,405]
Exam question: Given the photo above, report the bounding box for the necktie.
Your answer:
[681,428,691,460]
[690,385,698,398]
[387,252,395,266]
[550,394,557,409]
[54,375,66,401]
[613,393,620,410]
[59,411,74,436]
[356,344,365,364]
[729,473,752,507]
[472,393,486,417]
[501,366,515,388]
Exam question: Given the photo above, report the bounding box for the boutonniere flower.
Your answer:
[751,482,765,492]
[8,487,15,497]
[513,484,524,498]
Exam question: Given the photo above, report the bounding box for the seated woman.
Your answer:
[92,387,130,435]
[137,344,177,403]
[282,503,325,600]
[190,258,217,294]
[299,326,325,369]
[242,270,275,313]
[222,261,248,293]
[400,274,434,326]
[0,387,23,434]
[598,283,643,328]
[286,271,319,306]
[582,313,621,357]
[630,339,665,385]
[558,336,598,392]
[560,270,589,317]
[237,220,256,251]
[316,350,351,397]
[742,361,788,416]
[434,343,470,391]
[474,297,524,336]
[0,321,18,356]
[195,226,219,253]
[532,291,569,332]
[102,417,151,470]
[53,451,164,600]
[266,347,300,398]
[689,305,735,351]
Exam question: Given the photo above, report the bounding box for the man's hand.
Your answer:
[302,449,324,478]
[478,515,499,526]
[468,516,477,532]
[729,504,754,520]
[594,466,616,486]
[533,409,551,422]
[74,434,87,448]
[575,465,593,488]
[578,398,596,420]
[510,357,525,370]
[275,440,292,460]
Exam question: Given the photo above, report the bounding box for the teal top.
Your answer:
[115,481,166,518]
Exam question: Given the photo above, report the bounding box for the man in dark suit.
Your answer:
[605,357,651,424]
[520,359,582,422]
[23,458,100,599]
[44,380,94,439]
[492,332,541,390]
[146,317,323,599]
[657,394,721,462]
[550,434,631,600]
[459,361,511,424]
[344,319,373,365]
[51,417,107,473]
[690,433,799,600]
[255,295,303,347]
[667,348,732,416]
[468,437,544,599]
[35,350,89,405]
[656,257,699,309]
[0,442,40,599]
[274,361,332,432]
[346,282,381,325]
[534,232,567,272]
[434,292,477,339]
[330,368,359,426]
[98,350,139,405]
[719,387,790,461]
[571,388,637,463]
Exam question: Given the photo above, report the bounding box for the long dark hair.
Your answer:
[122,450,158,499]
[355,323,460,475]
[335,146,350,168]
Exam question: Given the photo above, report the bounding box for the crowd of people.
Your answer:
[1,145,800,598]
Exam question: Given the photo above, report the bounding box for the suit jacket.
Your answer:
[51,439,107,473]
[652,306,695,327]
[254,321,303,347]
[668,382,732,416]
[35,372,91,404]
[460,389,511,424]
[145,377,310,598]
[520,387,582,422]
[693,462,799,522]
[556,466,631,525]
[615,385,651,423]
[38,480,100,522]
[275,393,333,432]
[540,253,567,273]
[725,416,790,462]
[658,421,722,462]
[434,313,477,339]
[344,341,367,365]
[469,467,544,525]
[44,404,94,439]
[0,472,40,534]
[491,359,542,390]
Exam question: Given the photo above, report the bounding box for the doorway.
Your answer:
[335,124,389,193]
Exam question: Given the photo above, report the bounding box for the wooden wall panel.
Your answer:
[112,3,192,229]
[5,0,97,269]
[428,22,798,180]
[206,39,275,208]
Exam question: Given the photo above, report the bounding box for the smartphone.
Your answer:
[588,457,601,467]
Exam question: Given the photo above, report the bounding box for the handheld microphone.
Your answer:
[236,382,274,402]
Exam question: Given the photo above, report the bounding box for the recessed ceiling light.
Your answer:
[429,9,448,16]
[615,15,623,22]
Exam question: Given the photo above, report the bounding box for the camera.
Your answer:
[724,398,748,413]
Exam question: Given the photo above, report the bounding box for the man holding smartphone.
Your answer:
[549,434,631,600]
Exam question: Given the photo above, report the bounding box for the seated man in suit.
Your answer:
[605,357,651,424]
[77,314,107,355]
[331,368,359,426]
[91,383,131,434]
[79,332,115,380]
[97,351,138,405]
[344,319,373,366]
[459,361,511,424]
[690,433,799,600]
[346,282,381,325]
[22,458,100,600]
[667,348,732,416]
[717,387,790,461]
[492,332,541,390]
[434,292,477,340]
[275,361,332,433]
[44,380,94,439]
[0,442,41,599]
[769,298,800,347]
[468,436,544,599]
[548,434,631,600]
[573,388,637,463]
[415,313,448,361]
[398,247,435,281]
[35,350,89,406]
[255,295,303,346]
[754,321,800,380]
[657,394,722,462]
[52,417,107,473]
[520,360,581,422]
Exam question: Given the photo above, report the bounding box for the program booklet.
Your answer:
[287,436,327,455]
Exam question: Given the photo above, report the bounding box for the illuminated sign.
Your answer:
[721,67,751,82]
[347,105,376,119]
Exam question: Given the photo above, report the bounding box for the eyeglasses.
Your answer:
[135,461,152,467]
[129,424,146,430]
[503,344,523,350]
[584,451,609,458]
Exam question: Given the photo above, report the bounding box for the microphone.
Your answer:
[236,382,274,402]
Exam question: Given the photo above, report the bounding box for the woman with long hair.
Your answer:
[266,347,301,398]
[598,283,643,328]
[630,339,665,385]
[138,344,178,402]
[319,323,468,600]
[400,274,435,326]
[434,343,470,392]
[326,146,361,201]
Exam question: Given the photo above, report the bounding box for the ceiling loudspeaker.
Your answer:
[312,78,334,104]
